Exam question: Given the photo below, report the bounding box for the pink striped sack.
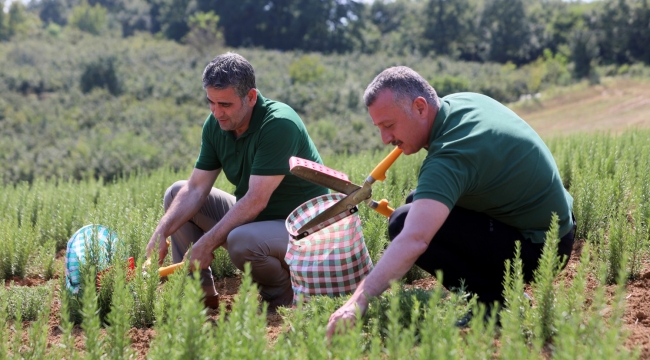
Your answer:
[285,193,373,303]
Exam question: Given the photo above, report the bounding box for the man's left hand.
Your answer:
[326,297,368,339]
[185,240,215,271]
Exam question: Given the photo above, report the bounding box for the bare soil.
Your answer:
[509,78,650,138]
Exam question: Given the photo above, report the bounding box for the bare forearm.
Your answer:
[350,236,429,307]
[198,193,266,251]
[155,185,207,238]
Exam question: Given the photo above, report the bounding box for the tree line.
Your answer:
[1,0,649,75]
[1,0,650,185]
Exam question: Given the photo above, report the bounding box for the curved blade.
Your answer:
[290,157,361,194]
[296,191,364,236]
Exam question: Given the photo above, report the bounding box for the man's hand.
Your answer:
[185,239,215,271]
[145,231,169,265]
[326,295,368,339]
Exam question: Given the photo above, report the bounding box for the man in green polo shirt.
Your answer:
[327,66,576,336]
[145,52,327,311]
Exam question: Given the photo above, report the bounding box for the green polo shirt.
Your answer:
[414,92,573,243]
[195,90,328,221]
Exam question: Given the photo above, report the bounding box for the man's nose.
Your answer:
[380,129,393,145]
[210,104,222,117]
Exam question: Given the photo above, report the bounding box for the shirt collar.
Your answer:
[237,90,267,139]
[429,97,449,146]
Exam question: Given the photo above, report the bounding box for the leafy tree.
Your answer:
[36,0,73,26]
[148,0,196,41]
[115,0,151,37]
[68,0,108,35]
[87,0,122,11]
[368,0,425,56]
[0,1,38,40]
[0,0,7,41]
[569,25,598,79]
[593,0,634,64]
[202,0,366,53]
[80,56,122,95]
[8,1,28,37]
[421,0,479,60]
[183,10,223,55]
[629,0,650,64]
[480,0,540,65]
[534,1,582,56]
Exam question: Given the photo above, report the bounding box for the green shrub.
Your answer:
[68,1,107,35]
[80,56,122,95]
[289,55,326,84]
[0,283,52,321]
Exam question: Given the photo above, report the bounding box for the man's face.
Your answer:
[206,86,256,137]
[368,89,429,155]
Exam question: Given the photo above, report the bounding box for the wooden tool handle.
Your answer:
[369,147,403,182]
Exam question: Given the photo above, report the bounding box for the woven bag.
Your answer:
[285,193,373,303]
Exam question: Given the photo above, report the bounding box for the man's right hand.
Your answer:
[145,231,169,265]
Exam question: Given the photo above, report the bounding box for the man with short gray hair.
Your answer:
[146,52,327,312]
[327,66,575,335]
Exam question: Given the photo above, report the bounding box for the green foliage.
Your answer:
[0,1,6,42]
[0,216,37,279]
[149,265,214,359]
[129,256,159,328]
[0,1,38,41]
[211,263,268,359]
[531,213,563,342]
[429,74,471,97]
[183,11,223,56]
[0,288,7,359]
[68,1,108,35]
[58,276,80,359]
[0,112,648,357]
[421,0,478,59]
[80,267,104,359]
[0,283,52,321]
[569,25,599,79]
[23,285,54,359]
[80,56,122,95]
[210,247,238,279]
[289,55,325,84]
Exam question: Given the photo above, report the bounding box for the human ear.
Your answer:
[412,97,428,116]
[246,88,258,105]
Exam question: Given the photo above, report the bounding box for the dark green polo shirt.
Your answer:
[414,92,574,243]
[195,91,328,221]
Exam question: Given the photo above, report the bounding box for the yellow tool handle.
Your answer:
[159,262,184,277]
[369,147,403,182]
[373,199,394,217]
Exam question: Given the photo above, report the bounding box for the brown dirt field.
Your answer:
[509,78,650,138]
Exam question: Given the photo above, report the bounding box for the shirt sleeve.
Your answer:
[414,149,477,210]
[194,115,222,171]
[250,118,301,176]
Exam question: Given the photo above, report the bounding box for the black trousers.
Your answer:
[388,193,575,305]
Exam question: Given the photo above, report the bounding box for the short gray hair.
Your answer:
[363,66,438,110]
[202,52,256,98]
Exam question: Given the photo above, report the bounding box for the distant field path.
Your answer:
[510,78,650,138]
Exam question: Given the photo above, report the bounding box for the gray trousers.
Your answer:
[164,181,292,300]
